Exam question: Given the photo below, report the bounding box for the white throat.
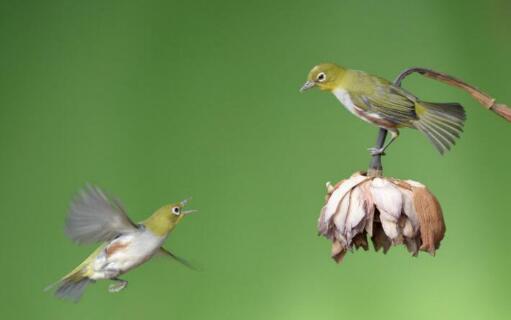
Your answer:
[332,88,359,116]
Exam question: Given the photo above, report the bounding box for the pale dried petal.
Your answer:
[319,174,368,236]
[324,174,367,222]
[370,178,403,240]
[359,181,375,236]
[326,181,335,194]
[317,206,329,236]
[332,186,368,245]
[405,179,425,188]
[400,188,419,237]
[333,189,352,245]
[402,219,415,238]
[345,186,369,244]
[318,180,345,236]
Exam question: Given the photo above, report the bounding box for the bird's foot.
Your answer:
[368,147,386,156]
[108,280,128,293]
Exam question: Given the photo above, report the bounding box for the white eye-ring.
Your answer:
[172,207,180,215]
[317,72,326,82]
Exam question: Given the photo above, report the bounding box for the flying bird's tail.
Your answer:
[413,101,466,154]
[45,264,94,302]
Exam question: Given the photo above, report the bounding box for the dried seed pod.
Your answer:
[318,172,445,262]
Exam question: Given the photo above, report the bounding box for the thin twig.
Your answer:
[367,66,511,176]
[395,67,511,121]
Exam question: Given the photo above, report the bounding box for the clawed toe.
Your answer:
[108,280,128,293]
[368,147,386,156]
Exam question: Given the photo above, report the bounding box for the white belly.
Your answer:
[90,230,165,280]
[332,89,380,124]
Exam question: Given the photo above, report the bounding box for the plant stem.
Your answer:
[367,128,388,177]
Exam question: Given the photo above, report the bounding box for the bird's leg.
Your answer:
[108,277,128,293]
[368,129,399,156]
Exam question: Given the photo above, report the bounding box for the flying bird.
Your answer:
[46,185,196,302]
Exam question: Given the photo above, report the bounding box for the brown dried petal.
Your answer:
[411,185,445,255]
[353,233,369,251]
[371,219,392,254]
[331,240,347,263]
[404,236,420,256]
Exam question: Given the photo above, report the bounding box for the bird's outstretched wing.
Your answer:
[349,71,418,124]
[65,185,138,244]
[156,247,197,271]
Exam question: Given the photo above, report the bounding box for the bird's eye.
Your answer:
[317,72,326,82]
[172,207,180,215]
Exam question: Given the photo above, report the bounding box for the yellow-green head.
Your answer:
[300,63,346,92]
[143,198,197,237]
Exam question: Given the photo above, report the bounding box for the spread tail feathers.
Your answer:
[413,102,466,154]
[45,270,93,302]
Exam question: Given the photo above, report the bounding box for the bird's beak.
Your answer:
[180,197,192,207]
[179,198,196,215]
[299,80,316,92]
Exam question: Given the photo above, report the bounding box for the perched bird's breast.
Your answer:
[332,89,366,119]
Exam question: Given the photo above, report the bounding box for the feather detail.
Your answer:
[66,185,137,244]
[413,102,465,154]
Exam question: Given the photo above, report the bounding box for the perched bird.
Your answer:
[300,63,466,155]
[46,185,197,302]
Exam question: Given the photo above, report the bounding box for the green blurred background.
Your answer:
[1,0,510,319]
